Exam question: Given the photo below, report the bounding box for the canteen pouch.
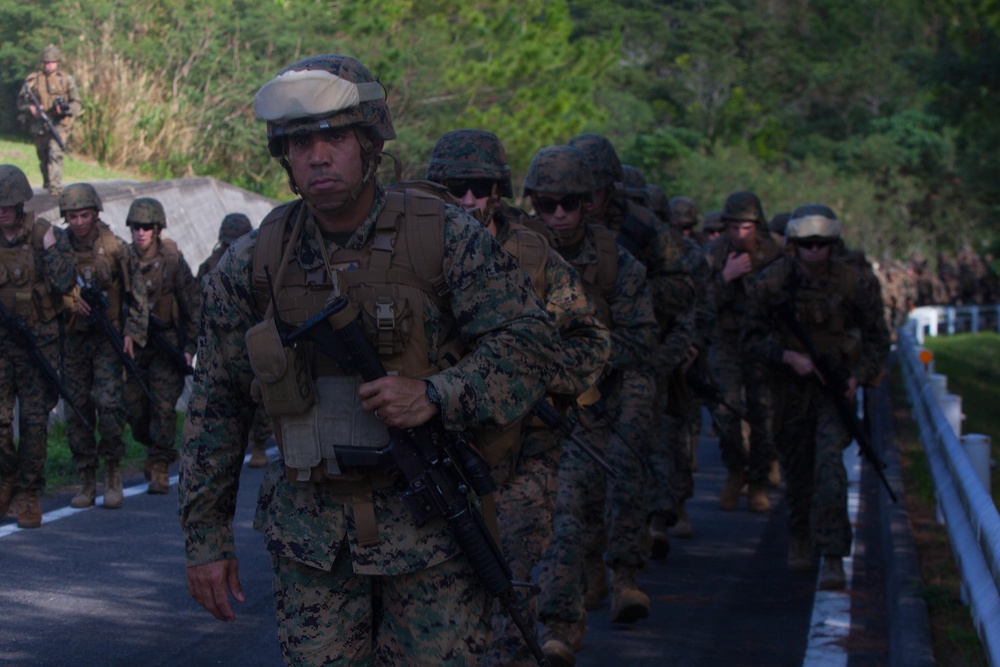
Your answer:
[245,317,317,417]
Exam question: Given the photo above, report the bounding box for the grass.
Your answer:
[893,331,1000,667]
[0,134,146,189]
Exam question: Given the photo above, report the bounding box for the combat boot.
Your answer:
[0,474,15,516]
[768,459,782,487]
[581,556,608,610]
[819,557,845,590]
[16,489,41,529]
[248,440,268,468]
[719,470,745,510]
[70,468,97,508]
[787,536,812,572]
[647,514,671,560]
[609,567,650,624]
[748,484,771,512]
[671,502,693,539]
[103,460,123,509]
[147,460,170,495]
[540,617,585,666]
[540,638,575,667]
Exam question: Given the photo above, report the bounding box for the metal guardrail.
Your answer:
[908,304,1000,344]
[898,316,1000,666]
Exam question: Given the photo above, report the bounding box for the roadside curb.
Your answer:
[875,356,935,667]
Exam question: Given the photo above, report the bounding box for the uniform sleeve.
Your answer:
[542,248,610,397]
[851,268,892,386]
[16,75,35,113]
[178,234,258,566]
[121,242,149,347]
[40,226,78,296]
[174,255,202,356]
[648,222,696,329]
[64,73,82,117]
[740,266,786,366]
[608,246,659,370]
[425,207,560,431]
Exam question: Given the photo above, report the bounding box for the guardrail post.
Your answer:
[939,393,963,439]
[928,373,947,401]
[962,434,992,495]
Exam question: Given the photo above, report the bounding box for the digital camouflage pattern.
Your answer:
[41,44,62,62]
[742,253,890,556]
[645,185,670,222]
[64,222,148,470]
[219,213,252,244]
[59,183,102,215]
[538,227,658,636]
[17,57,81,194]
[622,165,649,206]
[669,196,699,229]
[426,129,514,198]
[180,183,559,570]
[702,210,724,234]
[0,214,76,494]
[720,190,767,226]
[125,236,200,466]
[126,197,167,228]
[522,145,594,197]
[0,165,33,206]
[484,206,610,667]
[568,133,623,189]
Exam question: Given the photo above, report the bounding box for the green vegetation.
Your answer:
[0,1,998,263]
[0,136,143,188]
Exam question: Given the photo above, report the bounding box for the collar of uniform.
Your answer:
[295,185,388,270]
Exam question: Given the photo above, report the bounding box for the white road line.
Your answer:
[803,440,863,666]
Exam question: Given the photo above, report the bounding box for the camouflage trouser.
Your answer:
[774,374,852,557]
[538,371,653,625]
[64,330,128,468]
[249,402,274,446]
[648,386,699,520]
[483,431,560,667]
[272,549,491,666]
[32,124,69,194]
[125,331,187,465]
[707,341,775,485]
[0,340,59,491]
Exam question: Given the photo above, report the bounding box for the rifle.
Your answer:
[149,313,193,375]
[572,373,646,468]
[22,83,68,153]
[684,365,750,423]
[263,267,550,667]
[772,297,897,502]
[530,400,617,479]
[77,278,154,401]
[0,299,92,429]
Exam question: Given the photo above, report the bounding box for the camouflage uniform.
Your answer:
[123,198,201,493]
[16,45,82,195]
[179,55,559,667]
[521,146,658,659]
[742,205,889,588]
[0,165,77,527]
[704,191,783,509]
[567,136,694,613]
[426,129,610,667]
[61,184,148,508]
[196,213,273,464]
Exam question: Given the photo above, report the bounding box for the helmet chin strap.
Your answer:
[280,127,382,214]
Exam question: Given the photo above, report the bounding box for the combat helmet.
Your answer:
[426,129,513,198]
[669,196,699,229]
[646,185,670,222]
[219,213,252,244]
[523,145,595,198]
[786,204,841,241]
[769,212,791,236]
[59,183,102,216]
[0,165,33,207]
[702,210,724,233]
[721,191,767,227]
[568,134,623,190]
[622,165,649,206]
[254,54,395,159]
[126,197,167,228]
[41,44,62,63]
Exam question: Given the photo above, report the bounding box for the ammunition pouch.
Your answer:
[245,317,316,417]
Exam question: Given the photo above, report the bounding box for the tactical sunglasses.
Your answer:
[796,239,834,250]
[446,179,494,199]
[129,223,157,232]
[533,194,583,215]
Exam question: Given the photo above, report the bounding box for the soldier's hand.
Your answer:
[845,376,858,402]
[722,252,752,282]
[187,558,245,622]
[42,226,56,249]
[358,376,438,428]
[782,349,825,383]
[29,105,40,118]
[123,335,135,359]
[76,297,92,318]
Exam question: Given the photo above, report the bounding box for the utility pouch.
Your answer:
[32,285,60,323]
[245,318,316,417]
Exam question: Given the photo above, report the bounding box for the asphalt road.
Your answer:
[0,421,891,667]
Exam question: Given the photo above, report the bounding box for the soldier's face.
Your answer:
[43,61,59,75]
[131,223,159,255]
[795,239,833,266]
[728,221,757,251]
[536,192,585,245]
[286,127,382,217]
[65,209,98,240]
[0,206,18,235]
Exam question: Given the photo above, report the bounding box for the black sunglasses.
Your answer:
[446,179,494,199]
[797,239,833,250]
[129,223,157,232]
[533,194,583,215]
